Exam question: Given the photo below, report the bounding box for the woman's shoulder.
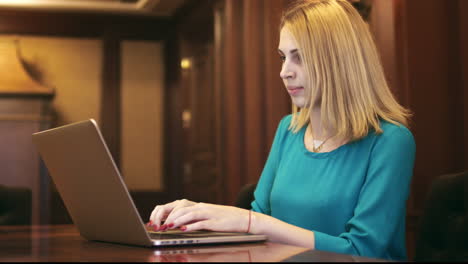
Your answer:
[379,120,413,139]
[272,114,297,142]
[370,120,415,148]
[280,114,294,124]
[275,114,294,131]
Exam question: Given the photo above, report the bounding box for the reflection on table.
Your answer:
[0,224,386,262]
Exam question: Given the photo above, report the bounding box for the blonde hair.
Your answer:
[280,0,411,141]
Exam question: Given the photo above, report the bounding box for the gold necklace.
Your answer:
[309,126,332,153]
[312,138,331,152]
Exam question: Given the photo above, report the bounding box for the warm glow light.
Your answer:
[0,0,40,4]
[0,0,139,10]
[180,58,191,69]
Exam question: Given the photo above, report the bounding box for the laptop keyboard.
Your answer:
[148,230,248,239]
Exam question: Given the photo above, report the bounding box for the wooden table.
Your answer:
[0,225,385,262]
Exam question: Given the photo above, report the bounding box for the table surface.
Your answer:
[0,224,386,262]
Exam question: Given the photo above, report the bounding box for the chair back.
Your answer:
[0,185,32,225]
[235,183,257,210]
[414,170,468,261]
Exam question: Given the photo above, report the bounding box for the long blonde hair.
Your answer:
[280,0,411,141]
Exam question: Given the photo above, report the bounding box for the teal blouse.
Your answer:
[251,114,416,261]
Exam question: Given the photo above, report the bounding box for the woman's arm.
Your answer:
[311,125,416,260]
[251,211,315,248]
[149,200,316,248]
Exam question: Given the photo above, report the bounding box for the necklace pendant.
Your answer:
[314,145,322,152]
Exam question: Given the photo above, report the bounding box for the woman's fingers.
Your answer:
[149,199,196,229]
[182,219,212,232]
[172,205,250,233]
[149,200,179,227]
[165,203,205,227]
[150,201,248,233]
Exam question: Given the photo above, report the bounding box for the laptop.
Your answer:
[32,119,267,247]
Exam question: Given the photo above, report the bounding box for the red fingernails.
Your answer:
[168,223,174,228]
[180,225,187,231]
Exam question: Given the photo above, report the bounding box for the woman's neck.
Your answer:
[305,106,347,153]
[309,106,329,141]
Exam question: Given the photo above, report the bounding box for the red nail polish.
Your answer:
[168,223,174,228]
[180,225,187,231]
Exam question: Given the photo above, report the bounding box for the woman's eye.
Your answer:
[279,55,286,62]
[293,54,301,63]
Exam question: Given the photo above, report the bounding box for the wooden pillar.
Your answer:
[389,0,468,259]
[222,0,245,205]
[100,33,121,168]
[242,0,266,185]
[457,0,468,169]
[264,0,291,151]
[220,0,289,205]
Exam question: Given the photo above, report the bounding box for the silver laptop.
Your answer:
[32,119,267,247]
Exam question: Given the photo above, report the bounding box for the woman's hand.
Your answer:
[149,199,196,230]
[148,199,250,233]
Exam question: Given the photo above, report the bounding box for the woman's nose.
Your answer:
[280,64,295,79]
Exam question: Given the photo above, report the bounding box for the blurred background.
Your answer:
[0,0,466,260]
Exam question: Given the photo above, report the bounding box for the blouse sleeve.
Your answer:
[251,115,290,214]
[313,126,416,260]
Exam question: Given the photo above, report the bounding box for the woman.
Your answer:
[148,0,416,261]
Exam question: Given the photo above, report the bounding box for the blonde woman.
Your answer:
[149,0,415,261]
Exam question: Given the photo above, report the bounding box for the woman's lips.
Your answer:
[287,86,304,96]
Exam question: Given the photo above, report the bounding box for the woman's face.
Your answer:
[278,27,308,108]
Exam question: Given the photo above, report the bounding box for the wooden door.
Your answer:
[180,42,222,204]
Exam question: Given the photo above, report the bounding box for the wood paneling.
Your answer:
[397,0,467,210]
[0,10,172,40]
[100,34,121,167]
[458,0,468,168]
[263,0,291,151]
[385,0,468,259]
[218,0,290,205]
[166,0,223,204]
[221,0,246,205]
[242,0,266,185]
[163,30,183,203]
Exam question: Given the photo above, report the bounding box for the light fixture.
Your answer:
[180,58,191,70]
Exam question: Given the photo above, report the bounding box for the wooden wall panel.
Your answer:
[242,0,266,185]
[0,10,172,40]
[222,0,245,205]
[370,0,400,100]
[263,0,291,159]
[220,0,289,205]
[447,0,465,174]
[389,0,468,259]
[402,0,461,209]
[458,0,468,169]
[163,30,183,202]
[100,34,121,167]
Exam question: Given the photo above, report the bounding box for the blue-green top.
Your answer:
[251,114,416,261]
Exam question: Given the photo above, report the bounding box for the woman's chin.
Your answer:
[291,98,307,108]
